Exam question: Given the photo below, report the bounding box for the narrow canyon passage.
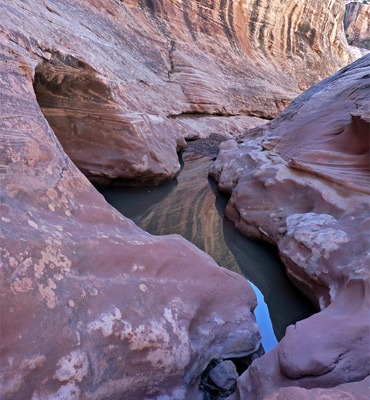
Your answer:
[2,1,369,398]
[98,150,316,352]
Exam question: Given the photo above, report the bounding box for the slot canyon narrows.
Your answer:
[97,151,316,352]
[1,1,369,400]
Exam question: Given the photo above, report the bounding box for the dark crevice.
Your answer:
[138,0,181,83]
[167,111,273,120]
[168,111,240,119]
[167,40,176,80]
[56,166,68,186]
[45,4,61,16]
[228,344,265,375]
[200,345,265,399]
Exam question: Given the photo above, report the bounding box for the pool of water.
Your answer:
[97,152,315,351]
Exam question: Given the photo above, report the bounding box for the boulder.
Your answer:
[238,279,369,399]
[208,360,239,391]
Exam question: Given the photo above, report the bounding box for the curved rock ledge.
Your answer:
[210,55,370,399]
[0,0,351,184]
[0,47,260,400]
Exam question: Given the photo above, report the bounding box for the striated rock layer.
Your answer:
[344,1,370,49]
[0,46,261,399]
[210,55,370,399]
[1,0,351,184]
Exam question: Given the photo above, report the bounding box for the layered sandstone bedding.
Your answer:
[344,1,370,49]
[0,1,367,400]
[1,0,350,184]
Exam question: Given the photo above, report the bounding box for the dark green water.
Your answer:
[97,152,315,351]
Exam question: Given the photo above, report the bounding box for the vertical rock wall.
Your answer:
[1,0,352,184]
[344,1,370,49]
[0,1,363,398]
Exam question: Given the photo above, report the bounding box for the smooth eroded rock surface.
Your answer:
[1,0,351,184]
[210,55,370,399]
[263,375,370,400]
[0,46,261,400]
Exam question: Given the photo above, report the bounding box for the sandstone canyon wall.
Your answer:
[0,0,351,184]
[344,1,370,49]
[0,43,263,399]
[210,54,370,399]
[0,1,363,399]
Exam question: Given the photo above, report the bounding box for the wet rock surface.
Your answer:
[210,55,370,399]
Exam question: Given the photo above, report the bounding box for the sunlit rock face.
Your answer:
[210,55,370,399]
[1,0,350,184]
[232,0,351,90]
[0,47,261,400]
[344,1,370,50]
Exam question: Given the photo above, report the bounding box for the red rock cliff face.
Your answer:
[0,0,351,184]
[344,1,370,49]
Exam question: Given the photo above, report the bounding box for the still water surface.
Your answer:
[98,152,315,351]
